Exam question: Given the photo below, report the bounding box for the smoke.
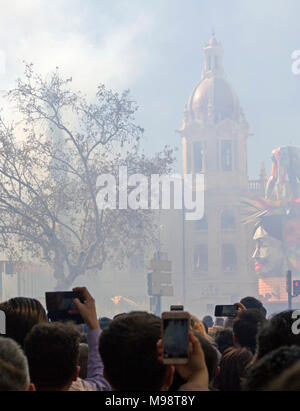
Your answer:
[0,0,154,94]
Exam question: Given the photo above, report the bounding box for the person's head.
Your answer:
[0,297,47,347]
[24,322,80,391]
[233,310,267,354]
[214,347,253,391]
[215,329,234,354]
[0,337,34,391]
[265,360,300,391]
[257,310,300,360]
[99,312,173,391]
[243,345,300,391]
[202,315,214,329]
[240,297,267,318]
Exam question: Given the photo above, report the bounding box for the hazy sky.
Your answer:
[0,0,299,178]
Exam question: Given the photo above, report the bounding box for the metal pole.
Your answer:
[157,295,161,317]
[156,251,162,317]
[182,176,186,307]
[287,270,292,311]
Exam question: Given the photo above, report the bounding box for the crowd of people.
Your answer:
[0,288,300,391]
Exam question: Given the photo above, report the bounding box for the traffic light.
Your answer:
[147,253,173,297]
[293,280,300,297]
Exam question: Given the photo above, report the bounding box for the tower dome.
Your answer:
[182,34,246,128]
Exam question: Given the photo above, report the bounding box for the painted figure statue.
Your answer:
[265,146,300,201]
[243,146,300,278]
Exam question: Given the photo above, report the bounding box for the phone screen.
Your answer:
[45,292,83,324]
[215,305,237,317]
[46,292,79,312]
[163,318,189,359]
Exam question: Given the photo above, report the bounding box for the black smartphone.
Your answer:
[170,305,184,311]
[214,305,238,318]
[162,311,190,364]
[45,291,84,324]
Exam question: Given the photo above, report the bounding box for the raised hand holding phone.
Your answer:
[157,333,209,390]
[71,287,99,330]
[161,311,190,365]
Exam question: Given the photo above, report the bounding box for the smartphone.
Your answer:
[162,311,190,365]
[170,305,184,312]
[45,291,84,325]
[214,305,238,318]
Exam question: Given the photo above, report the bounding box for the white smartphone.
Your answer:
[161,311,190,365]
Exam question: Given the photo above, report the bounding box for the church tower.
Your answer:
[176,33,256,314]
[180,33,249,187]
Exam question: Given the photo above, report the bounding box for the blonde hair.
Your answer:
[190,315,214,343]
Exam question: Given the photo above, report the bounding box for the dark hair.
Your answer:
[233,310,267,354]
[240,297,267,318]
[99,312,167,391]
[194,333,219,383]
[265,360,300,391]
[215,329,234,354]
[257,311,300,360]
[214,347,253,391]
[24,322,80,390]
[0,297,47,348]
[243,345,300,391]
[203,316,214,329]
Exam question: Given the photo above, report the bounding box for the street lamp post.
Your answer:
[182,176,186,307]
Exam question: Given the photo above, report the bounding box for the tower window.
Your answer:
[194,245,208,272]
[215,56,219,69]
[194,142,204,173]
[208,56,212,70]
[222,244,237,272]
[221,140,233,172]
[221,210,236,231]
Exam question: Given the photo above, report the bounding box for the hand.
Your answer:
[234,302,247,313]
[228,302,247,320]
[71,287,99,330]
[157,333,209,389]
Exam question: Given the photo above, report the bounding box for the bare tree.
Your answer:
[0,64,175,290]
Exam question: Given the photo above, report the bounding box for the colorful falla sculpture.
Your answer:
[242,147,300,304]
